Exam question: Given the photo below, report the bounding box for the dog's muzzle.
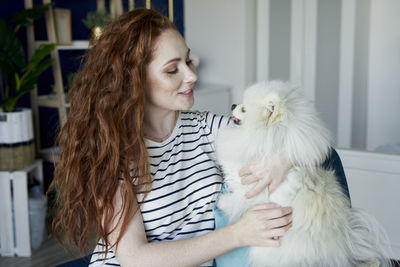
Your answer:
[229,116,241,125]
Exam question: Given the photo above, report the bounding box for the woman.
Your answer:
[50,9,293,266]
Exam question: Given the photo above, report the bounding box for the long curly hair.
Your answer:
[49,9,177,254]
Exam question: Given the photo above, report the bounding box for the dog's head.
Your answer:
[230,81,288,130]
[229,80,332,167]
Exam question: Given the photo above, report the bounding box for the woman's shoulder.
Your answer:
[180,110,208,120]
[180,110,225,123]
[180,110,229,133]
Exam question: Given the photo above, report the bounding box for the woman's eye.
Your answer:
[167,68,178,74]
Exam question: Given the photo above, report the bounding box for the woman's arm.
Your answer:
[110,186,292,267]
[240,152,293,198]
[241,149,350,201]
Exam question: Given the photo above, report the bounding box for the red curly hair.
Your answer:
[49,8,177,254]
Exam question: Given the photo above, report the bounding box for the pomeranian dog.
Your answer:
[216,81,392,267]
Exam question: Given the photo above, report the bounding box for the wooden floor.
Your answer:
[0,237,91,267]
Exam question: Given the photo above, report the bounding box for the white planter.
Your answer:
[0,108,34,143]
[0,108,35,170]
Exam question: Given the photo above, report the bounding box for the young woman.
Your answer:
[50,9,293,267]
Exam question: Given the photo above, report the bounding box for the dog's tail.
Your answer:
[348,209,394,267]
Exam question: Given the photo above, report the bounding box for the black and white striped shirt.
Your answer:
[89,111,229,267]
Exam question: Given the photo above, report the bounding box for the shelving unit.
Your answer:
[25,0,119,162]
[25,0,69,159]
[24,0,127,162]
[34,40,90,50]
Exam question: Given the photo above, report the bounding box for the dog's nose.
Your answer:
[231,104,237,111]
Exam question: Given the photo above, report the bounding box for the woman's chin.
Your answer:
[179,99,194,111]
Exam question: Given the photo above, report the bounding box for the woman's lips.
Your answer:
[178,89,193,97]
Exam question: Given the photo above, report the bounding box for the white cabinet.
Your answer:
[337,149,400,259]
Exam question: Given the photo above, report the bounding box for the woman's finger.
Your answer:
[241,174,261,185]
[267,222,292,238]
[265,214,292,229]
[238,165,252,177]
[269,178,282,193]
[262,206,292,220]
[245,179,270,198]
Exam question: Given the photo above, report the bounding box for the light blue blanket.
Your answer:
[214,186,250,267]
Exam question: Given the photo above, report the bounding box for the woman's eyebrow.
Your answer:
[163,49,191,66]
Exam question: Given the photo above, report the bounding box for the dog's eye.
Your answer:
[241,106,246,113]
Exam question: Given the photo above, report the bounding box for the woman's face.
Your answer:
[145,29,198,112]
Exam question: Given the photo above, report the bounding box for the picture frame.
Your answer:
[54,8,72,45]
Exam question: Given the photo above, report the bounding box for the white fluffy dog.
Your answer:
[216,81,392,267]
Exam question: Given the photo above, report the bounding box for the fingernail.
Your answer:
[274,203,280,208]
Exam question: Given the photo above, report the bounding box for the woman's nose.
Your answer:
[184,65,198,83]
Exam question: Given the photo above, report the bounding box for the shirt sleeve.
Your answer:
[203,112,230,143]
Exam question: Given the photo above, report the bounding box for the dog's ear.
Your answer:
[262,105,273,120]
[262,93,282,124]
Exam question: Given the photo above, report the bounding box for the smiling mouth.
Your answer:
[229,116,241,125]
[178,89,194,98]
[178,89,193,96]
[180,89,192,94]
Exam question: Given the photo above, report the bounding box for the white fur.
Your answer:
[216,81,393,267]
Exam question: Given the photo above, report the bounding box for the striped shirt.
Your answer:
[89,111,229,267]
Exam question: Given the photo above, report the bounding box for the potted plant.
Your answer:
[0,5,56,170]
[82,10,112,45]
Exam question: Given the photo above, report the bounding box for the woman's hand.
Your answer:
[232,203,292,247]
[239,153,293,198]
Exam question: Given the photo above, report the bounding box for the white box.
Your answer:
[0,160,43,257]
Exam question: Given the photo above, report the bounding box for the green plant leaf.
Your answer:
[82,10,112,29]
[0,19,25,73]
[8,4,52,27]
[20,58,54,91]
[23,43,56,73]
[14,73,21,92]
[0,4,55,112]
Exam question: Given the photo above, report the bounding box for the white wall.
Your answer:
[366,0,400,151]
[184,0,256,105]
[315,0,341,141]
[268,0,291,81]
[351,0,370,150]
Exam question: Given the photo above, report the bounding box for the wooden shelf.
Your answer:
[34,40,90,50]
[37,94,70,108]
[26,0,100,160]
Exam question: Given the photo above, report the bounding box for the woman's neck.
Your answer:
[143,108,179,142]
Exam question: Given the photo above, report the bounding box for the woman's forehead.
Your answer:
[151,30,188,62]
